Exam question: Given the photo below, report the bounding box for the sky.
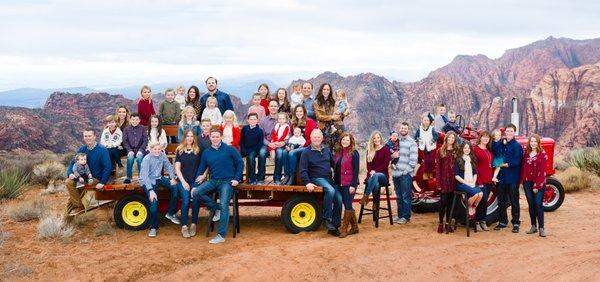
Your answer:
[0,0,599,91]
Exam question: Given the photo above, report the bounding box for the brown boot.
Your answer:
[339,212,351,238]
[360,194,370,206]
[349,210,359,235]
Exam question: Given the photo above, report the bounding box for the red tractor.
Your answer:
[411,98,565,222]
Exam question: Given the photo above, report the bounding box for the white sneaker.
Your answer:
[212,209,221,222]
[181,226,190,238]
[393,217,402,224]
[209,234,226,244]
[189,224,197,237]
[148,228,157,237]
[165,213,181,225]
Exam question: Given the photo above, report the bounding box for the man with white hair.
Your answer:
[299,129,342,236]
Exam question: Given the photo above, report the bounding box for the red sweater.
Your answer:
[293,118,317,147]
[473,145,493,185]
[219,125,240,150]
[521,150,547,189]
[137,99,155,126]
[365,146,391,183]
[260,98,270,116]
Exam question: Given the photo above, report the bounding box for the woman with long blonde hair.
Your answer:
[360,131,391,213]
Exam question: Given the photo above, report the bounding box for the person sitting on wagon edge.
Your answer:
[65,128,112,216]
[191,127,243,244]
[299,129,343,236]
[139,142,179,238]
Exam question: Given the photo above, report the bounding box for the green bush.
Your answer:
[0,169,30,200]
[566,147,600,177]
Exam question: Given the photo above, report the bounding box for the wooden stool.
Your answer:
[358,185,394,228]
[448,190,477,237]
[205,189,240,238]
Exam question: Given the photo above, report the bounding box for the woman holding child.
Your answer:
[284,105,317,185]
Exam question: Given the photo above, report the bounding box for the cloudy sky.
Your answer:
[0,0,598,91]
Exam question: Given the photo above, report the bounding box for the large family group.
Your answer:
[64,77,550,244]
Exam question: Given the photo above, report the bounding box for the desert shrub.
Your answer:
[36,214,74,240]
[566,147,600,177]
[554,167,593,193]
[72,212,95,228]
[95,221,116,237]
[31,161,66,185]
[0,169,30,200]
[2,262,32,278]
[0,223,8,247]
[6,199,46,222]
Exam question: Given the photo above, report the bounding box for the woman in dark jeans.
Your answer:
[435,131,458,233]
[360,131,391,216]
[473,131,494,231]
[174,130,202,238]
[333,132,360,238]
[521,134,548,237]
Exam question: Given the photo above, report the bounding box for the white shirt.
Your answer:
[201,107,223,125]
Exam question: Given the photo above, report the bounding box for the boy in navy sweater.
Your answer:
[122,113,148,184]
[191,128,243,244]
[240,113,264,184]
[494,123,524,233]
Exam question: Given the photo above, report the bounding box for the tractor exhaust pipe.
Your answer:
[511,97,519,135]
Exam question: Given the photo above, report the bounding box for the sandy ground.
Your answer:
[1,186,600,281]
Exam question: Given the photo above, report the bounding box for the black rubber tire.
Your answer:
[114,193,150,230]
[543,177,565,212]
[411,199,440,213]
[281,194,322,234]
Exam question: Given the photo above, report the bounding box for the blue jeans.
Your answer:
[476,184,491,222]
[339,185,355,211]
[191,179,233,236]
[286,147,306,181]
[312,178,342,227]
[176,182,192,225]
[273,147,289,181]
[246,150,259,182]
[257,146,268,181]
[393,174,412,220]
[144,177,178,229]
[126,153,143,180]
[107,147,121,168]
[364,172,388,197]
[523,181,545,228]
[497,182,520,227]
[456,183,481,197]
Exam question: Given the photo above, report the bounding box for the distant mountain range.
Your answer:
[0,36,598,154]
[0,78,280,108]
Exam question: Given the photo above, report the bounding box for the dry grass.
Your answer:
[0,223,8,248]
[566,147,600,177]
[31,161,66,185]
[554,166,599,193]
[72,212,95,228]
[2,262,32,278]
[95,221,116,237]
[6,198,46,222]
[36,214,74,240]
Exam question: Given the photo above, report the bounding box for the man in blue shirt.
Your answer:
[299,129,342,236]
[191,128,243,244]
[65,128,112,216]
[494,123,524,233]
[301,82,316,120]
[199,77,234,117]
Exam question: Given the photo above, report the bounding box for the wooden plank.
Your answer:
[163,125,179,137]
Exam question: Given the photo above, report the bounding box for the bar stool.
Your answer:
[205,189,240,238]
[448,190,477,237]
[358,184,394,228]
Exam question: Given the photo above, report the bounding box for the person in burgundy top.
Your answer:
[473,131,494,231]
[285,104,318,185]
[333,132,360,238]
[435,131,458,233]
[521,134,548,237]
[137,85,155,126]
[360,131,392,211]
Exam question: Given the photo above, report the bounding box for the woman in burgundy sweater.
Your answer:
[521,134,548,237]
[333,132,360,238]
[360,131,391,209]
[435,131,458,233]
[473,131,494,231]
[137,85,155,126]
